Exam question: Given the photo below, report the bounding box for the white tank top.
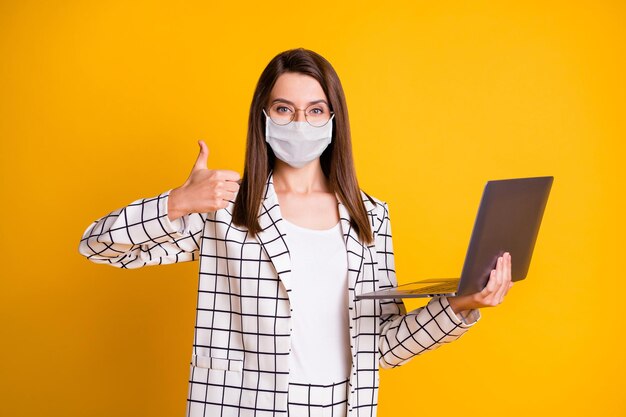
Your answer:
[282,217,352,384]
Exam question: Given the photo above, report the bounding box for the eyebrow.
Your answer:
[271,98,329,106]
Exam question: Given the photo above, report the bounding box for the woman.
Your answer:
[79,47,513,417]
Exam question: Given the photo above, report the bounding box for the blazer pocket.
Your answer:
[191,354,244,372]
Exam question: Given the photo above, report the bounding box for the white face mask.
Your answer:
[264,109,335,168]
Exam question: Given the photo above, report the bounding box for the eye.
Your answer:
[276,106,293,113]
[307,106,326,115]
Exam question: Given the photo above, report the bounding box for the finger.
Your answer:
[214,187,236,200]
[193,140,209,171]
[504,281,514,297]
[222,180,241,193]
[494,256,505,304]
[495,256,503,287]
[493,278,507,304]
[480,269,497,298]
[493,256,508,303]
[499,253,512,297]
[223,190,236,201]
[502,253,513,298]
[475,269,497,307]
[504,252,512,286]
[217,170,242,182]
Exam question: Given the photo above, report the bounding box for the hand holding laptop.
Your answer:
[447,252,513,315]
[355,176,553,306]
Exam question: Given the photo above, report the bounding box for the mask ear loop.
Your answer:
[263,109,270,143]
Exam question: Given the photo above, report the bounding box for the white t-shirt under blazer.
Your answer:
[282,217,352,385]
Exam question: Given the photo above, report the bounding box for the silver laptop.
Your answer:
[355,176,554,300]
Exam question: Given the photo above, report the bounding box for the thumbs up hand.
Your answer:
[168,140,241,221]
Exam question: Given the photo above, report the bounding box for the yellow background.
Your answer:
[1,1,624,416]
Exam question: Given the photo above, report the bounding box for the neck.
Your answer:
[272,159,329,194]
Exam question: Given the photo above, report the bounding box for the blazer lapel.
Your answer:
[256,172,294,296]
[336,194,376,302]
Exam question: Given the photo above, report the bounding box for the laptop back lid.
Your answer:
[456,176,554,296]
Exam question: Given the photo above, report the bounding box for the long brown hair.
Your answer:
[232,47,374,245]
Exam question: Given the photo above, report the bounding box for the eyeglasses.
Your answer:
[263,101,335,127]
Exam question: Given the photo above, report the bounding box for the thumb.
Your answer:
[193,140,209,171]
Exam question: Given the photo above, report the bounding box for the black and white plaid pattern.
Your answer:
[79,171,480,417]
[287,378,349,417]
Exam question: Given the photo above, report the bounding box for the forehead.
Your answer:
[269,72,327,104]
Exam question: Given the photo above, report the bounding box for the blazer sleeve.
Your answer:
[78,189,207,269]
[376,201,481,369]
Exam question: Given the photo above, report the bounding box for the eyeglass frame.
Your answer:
[262,102,335,127]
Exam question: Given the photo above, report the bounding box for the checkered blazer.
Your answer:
[79,170,480,417]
